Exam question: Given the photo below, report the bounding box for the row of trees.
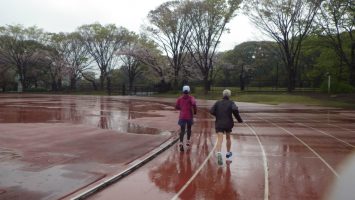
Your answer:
[0,23,164,93]
[0,0,353,94]
[0,0,241,94]
[243,0,354,91]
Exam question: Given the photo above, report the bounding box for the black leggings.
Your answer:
[180,124,192,143]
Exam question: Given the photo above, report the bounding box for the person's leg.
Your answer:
[226,132,232,160]
[216,131,224,165]
[226,132,231,152]
[180,124,186,143]
[179,122,186,151]
[186,123,192,146]
[216,132,224,152]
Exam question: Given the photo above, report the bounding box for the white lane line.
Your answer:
[255,115,339,178]
[171,140,217,200]
[246,123,269,200]
[296,116,355,134]
[324,123,355,133]
[294,122,355,148]
[268,115,355,148]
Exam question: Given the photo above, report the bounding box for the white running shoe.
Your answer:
[217,152,223,166]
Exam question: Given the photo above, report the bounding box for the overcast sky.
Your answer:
[0,0,268,51]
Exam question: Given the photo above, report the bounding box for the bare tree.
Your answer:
[39,47,68,91]
[244,0,321,92]
[316,0,355,85]
[186,0,241,94]
[120,34,169,83]
[117,33,145,91]
[0,61,15,92]
[147,1,192,88]
[78,23,129,91]
[49,32,92,89]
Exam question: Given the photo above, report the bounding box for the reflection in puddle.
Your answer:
[0,95,167,135]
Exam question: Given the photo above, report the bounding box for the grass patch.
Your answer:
[155,92,355,109]
[235,93,354,108]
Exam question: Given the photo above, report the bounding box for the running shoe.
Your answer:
[217,152,223,166]
[226,152,232,160]
[179,143,184,152]
[186,140,191,147]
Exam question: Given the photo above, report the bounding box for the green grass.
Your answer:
[155,92,355,109]
[12,87,354,109]
[235,93,354,108]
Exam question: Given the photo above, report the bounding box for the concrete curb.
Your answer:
[70,133,179,200]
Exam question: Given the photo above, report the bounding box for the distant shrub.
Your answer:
[25,88,48,93]
[320,81,354,93]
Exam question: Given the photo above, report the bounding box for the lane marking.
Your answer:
[255,115,339,178]
[71,135,180,200]
[259,114,355,147]
[296,116,355,134]
[326,123,355,133]
[171,140,217,200]
[246,123,269,200]
[294,122,355,148]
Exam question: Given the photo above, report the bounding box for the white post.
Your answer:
[328,74,331,94]
[15,74,23,92]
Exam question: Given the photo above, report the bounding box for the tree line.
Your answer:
[0,0,354,94]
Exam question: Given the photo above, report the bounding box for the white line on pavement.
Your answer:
[246,123,269,200]
[256,115,339,178]
[171,140,217,200]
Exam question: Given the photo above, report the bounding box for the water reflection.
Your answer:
[148,108,240,199]
[0,95,166,135]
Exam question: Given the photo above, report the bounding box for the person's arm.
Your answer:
[175,98,181,110]
[232,102,243,123]
[191,97,197,115]
[210,102,217,116]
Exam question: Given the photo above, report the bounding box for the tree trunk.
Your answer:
[129,79,133,91]
[350,43,355,86]
[100,75,104,90]
[203,76,210,95]
[51,81,57,91]
[92,82,98,90]
[57,78,62,91]
[70,77,77,90]
[106,76,112,95]
[288,67,296,92]
[350,62,355,86]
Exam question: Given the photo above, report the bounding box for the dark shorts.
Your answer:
[178,119,193,126]
[215,128,231,133]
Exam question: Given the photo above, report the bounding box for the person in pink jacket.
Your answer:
[175,85,197,151]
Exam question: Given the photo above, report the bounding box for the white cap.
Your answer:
[182,85,190,93]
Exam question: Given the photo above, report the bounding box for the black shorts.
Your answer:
[215,128,231,133]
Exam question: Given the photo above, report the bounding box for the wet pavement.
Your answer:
[85,99,355,200]
[0,94,179,200]
[1,94,355,200]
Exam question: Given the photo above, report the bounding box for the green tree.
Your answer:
[0,25,45,90]
[316,0,355,86]
[244,0,321,92]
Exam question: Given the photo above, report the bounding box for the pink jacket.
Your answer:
[175,94,197,120]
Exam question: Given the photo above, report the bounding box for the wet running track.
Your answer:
[0,94,354,200]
